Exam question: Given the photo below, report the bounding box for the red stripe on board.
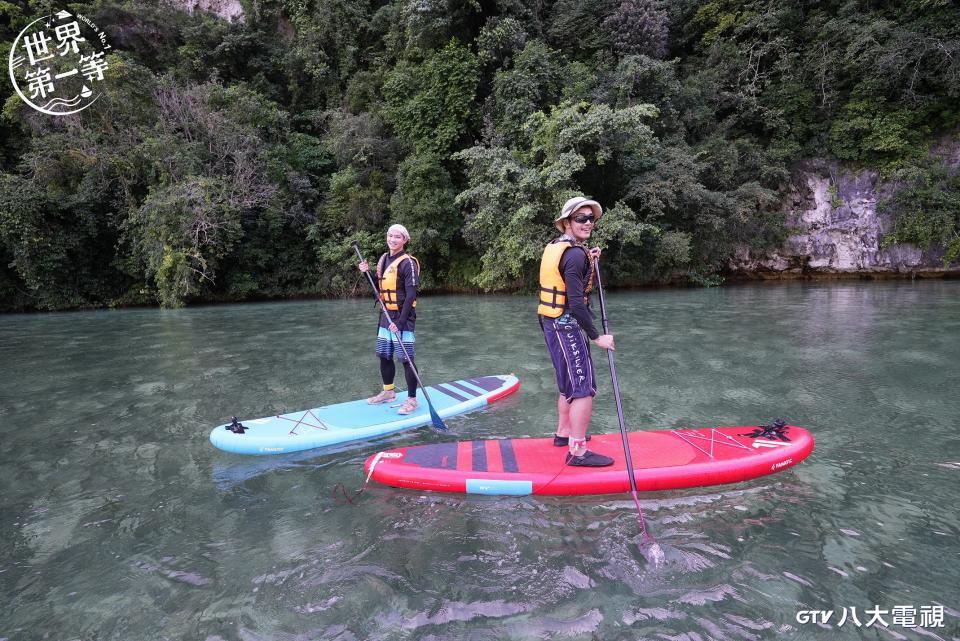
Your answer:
[487,379,521,404]
[485,439,504,473]
[457,440,474,473]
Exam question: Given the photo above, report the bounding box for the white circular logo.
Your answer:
[8,9,111,116]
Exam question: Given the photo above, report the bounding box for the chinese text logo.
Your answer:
[8,9,111,115]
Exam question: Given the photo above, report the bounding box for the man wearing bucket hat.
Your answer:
[358,223,422,415]
[538,196,616,467]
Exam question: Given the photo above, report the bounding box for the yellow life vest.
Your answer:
[377,252,420,311]
[537,239,593,317]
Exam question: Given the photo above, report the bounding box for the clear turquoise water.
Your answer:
[1,281,958,640]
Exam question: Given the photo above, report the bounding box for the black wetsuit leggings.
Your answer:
[379,357,418,398]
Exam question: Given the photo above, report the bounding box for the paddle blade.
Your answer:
[429,404,448,432]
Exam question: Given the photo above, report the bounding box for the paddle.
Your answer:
[350,241,447,432]
[593,256,653,543]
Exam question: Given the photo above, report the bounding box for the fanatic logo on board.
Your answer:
[8,8,112,115]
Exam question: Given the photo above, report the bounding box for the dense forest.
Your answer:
[1,0,958,310]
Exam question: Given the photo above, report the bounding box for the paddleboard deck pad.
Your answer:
[210,374,520,455]
[364,425,813,495]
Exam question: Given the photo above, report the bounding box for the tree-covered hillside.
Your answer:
[1,0,958,310]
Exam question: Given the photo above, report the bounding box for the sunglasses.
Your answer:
[572,214,596,224]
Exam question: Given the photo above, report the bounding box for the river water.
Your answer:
[1,281,958,640]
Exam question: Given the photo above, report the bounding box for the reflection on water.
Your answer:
[1,282,958,639]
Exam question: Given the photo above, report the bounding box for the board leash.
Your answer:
[332,451,403,505]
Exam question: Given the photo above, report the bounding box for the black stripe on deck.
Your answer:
[404,442,457,470]
[434,384,469,402]
[498,439,519,473]
[472,440,488,472]
[447,381,481,397]
[468,376,502,392]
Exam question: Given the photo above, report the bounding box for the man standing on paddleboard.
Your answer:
[358,224,422,415]
[538,197,617,466]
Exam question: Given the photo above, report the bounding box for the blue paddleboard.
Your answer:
[209,374,520,455]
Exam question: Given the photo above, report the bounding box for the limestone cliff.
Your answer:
[730,141,960,280]
[180,0,244,22]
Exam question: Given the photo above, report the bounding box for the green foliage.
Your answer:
[690,0,755,47]
[602,54,679,110]
[312,229,384,298]
[655,229,692,270]
[589,201,662,282]
[455,100,660,289]
[319,167,390,230]
[1,0,959,311]
[321,109,398,174]
[273,0,371,108]
[603,0,669,58]
[827,184,843,209]
[687,270,725,287]
[526,101,659,168]
[0,116,133,309]
[590,201,659,249]
[880,162,960,266]
[829,96,931,172]
[396,0,482,53]
[453,145,555,289]
[547,0,613,58]
[389,152,459,287]
[382,39,480,154]
[476,17,529,67]
[489,40,567,142]
[0,174,89,309]
[127,177,243,308]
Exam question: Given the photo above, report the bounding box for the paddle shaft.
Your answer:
[350,242,438,409]
[592,258,639,496]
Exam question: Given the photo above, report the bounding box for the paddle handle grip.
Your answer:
[350,240,365,264]
[352,241,382,299]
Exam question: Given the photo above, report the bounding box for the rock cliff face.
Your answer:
[730,151,959,280]
[181,0,244,22]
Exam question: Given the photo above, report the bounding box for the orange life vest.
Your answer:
[537,239,593,317]
[377,252,421,311]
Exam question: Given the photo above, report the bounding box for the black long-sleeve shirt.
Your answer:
[558,246,600,340]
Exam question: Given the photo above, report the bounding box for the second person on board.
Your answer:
[358,224,421,415]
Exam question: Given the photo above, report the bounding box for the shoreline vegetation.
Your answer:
[1,0,958,313]
[6,268,960,316]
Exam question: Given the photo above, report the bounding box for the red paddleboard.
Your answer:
[364,425,813,495]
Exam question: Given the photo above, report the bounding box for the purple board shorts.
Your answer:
[540,314,597,402]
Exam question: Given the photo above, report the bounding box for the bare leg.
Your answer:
[568,396,593,456]
[556,395,571,436]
